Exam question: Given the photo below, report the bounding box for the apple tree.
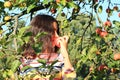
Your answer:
[0,0,120,79]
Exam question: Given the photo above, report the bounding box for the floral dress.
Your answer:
[18,54,76,80]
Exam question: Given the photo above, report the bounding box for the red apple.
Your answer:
[113,53,120,60]
[104,20,112,27]
[98,65,108,71]
[118,13,120,17]
[99,31,108,38]
[113,6,118,11]
[106,8,111,13]
[50,8,56,14]
[96,28,102,34]
[56,0,60,3]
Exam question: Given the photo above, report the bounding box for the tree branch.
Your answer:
[0,4,50,26]
[80,13,93,52]
[13,16,18,52]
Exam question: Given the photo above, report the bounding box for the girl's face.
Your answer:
[53,22,59,37]
[52,22,60,48]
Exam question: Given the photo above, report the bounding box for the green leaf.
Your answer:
[18,26,30,38]
[23,32,32,37]
[50,60,58,67]
[33,43,42,53]
[6,55,15,65]
[42,0,49,5]
[98,6,102,13]
[37,59,46,66]
[3,71,7,78]
[23,36,30,43]
[27,4,36,13]
[76,39,81,45]
[0,1,4,8]
[113,20,120,26]
[0,35,7,45]
[11,60,21,72]
[104,34,115,42]
[21,65,32,71]
[36,32,47,38]
[18,0,25,3]
[61,0,67,6]
[82,47,87,55]
[7,70,14,77]
[89,45,97,53]
[67,2,76,8]
[108,9,113,16]
[34,32,47,42]
[57,5,64,14]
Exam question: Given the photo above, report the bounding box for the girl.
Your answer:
[19,14,76,80]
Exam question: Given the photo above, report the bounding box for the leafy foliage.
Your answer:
[59,14,120,79]
[0,0,120,79]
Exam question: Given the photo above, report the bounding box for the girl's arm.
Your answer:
[58,36,76,79]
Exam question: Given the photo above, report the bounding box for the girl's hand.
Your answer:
[57,36,69,49]
[58,36,75,73]
[57,36,69,58]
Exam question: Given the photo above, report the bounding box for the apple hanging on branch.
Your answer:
[99,30,108,38]
[106,8,111,13]
[4,16,11,21]
[103,20,112,27]
[113,53,120,60]
[118,13,120,17]
[95,28,108,38]
[4,1,12,8]
[97,64,108,71]
[113,6,119,11]
[50,8,57,14]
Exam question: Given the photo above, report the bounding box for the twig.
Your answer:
[13,16,18,52]
[95,12,103,27]
[0,11,25,26]
[84,71,92,80]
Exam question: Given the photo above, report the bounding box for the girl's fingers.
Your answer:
[57,36,69,42]
[63,36,69,43]
[56,36,68,48]
[57,37,63,42]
